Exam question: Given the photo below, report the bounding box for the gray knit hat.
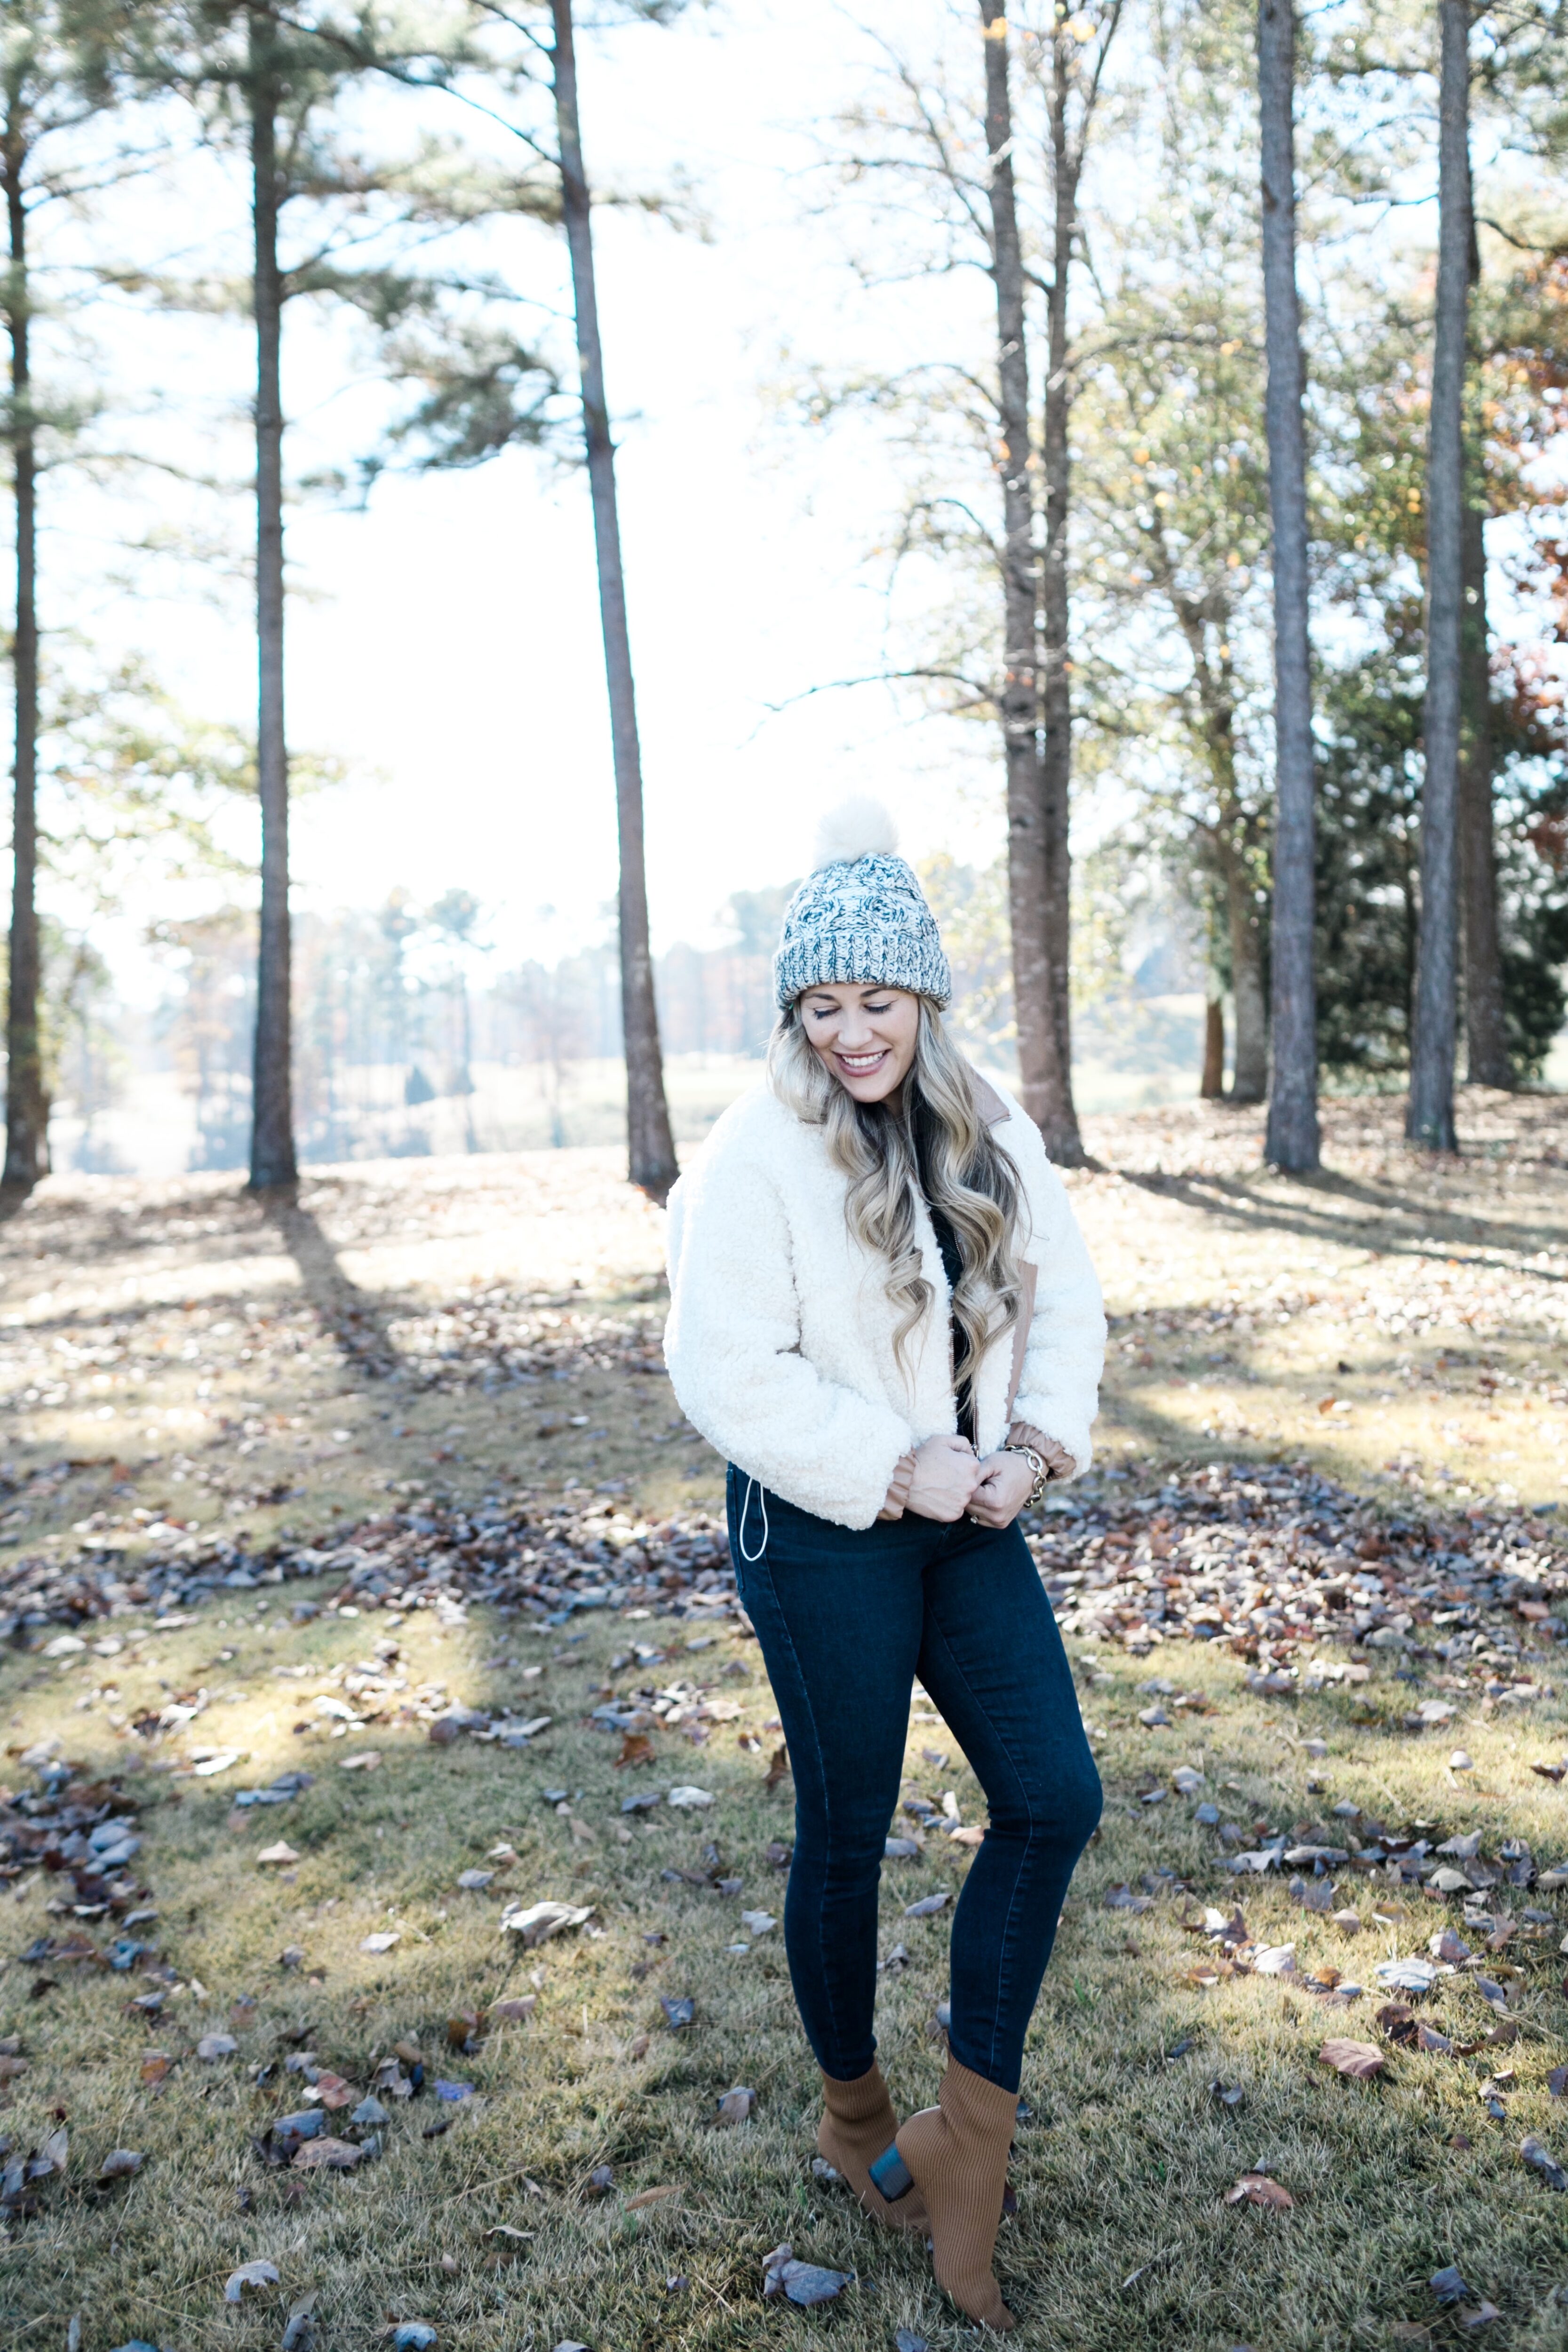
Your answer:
[773,797,951,1009]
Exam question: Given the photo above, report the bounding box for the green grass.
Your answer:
[4,1578,1568,2351]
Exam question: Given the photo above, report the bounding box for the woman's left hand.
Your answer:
[965,1449,1035,1528]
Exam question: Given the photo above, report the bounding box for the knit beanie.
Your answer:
[773,798,951,1009]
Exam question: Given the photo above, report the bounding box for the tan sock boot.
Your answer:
[817,2064,931,2233]
[890,2059,1018,2330]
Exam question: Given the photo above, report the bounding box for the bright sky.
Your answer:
[37,0,1015,999]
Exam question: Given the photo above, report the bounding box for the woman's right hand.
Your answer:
[904,1434,982,1523]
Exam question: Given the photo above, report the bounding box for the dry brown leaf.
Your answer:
[310,2071,355,2111]
[764,1744,790,1791]
[625,2183,682,2210]
[1318,2039,1385,2082]
[291,2135,364,2170]
[1225,2172,1295,2210]
[615,1733,655,1770]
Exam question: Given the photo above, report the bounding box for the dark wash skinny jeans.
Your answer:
[725,1466,1102,2095]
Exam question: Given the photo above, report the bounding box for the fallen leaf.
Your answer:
[1332,1909,1364,1935]
[1431,2265,1471,2305]
[361,1932,401,1955]
[456,1870,493,1891]
[669,1785,715,1809]
[1432,1928,1471,1964]
[447,2010,484,2048]
[281,2294,318,2352]
[98,2148,144,2180]
[308,2071,355,2110]
[739,1910,776,1936]
[140,2054,171,2086]
[895,2332,931,2352]
[714,2086,756,2126]
[1253,1944,1297,1975]
[291,2136,365,2170]
[763,1745,790,1791]
[1520,2135,1568,2191]
[904,1892,951,1919]
[625,2183,681,2210]
[490,1997,536,2024]
[1103,1884,1153,1912]
[500,1900,594,1947]
[1225,2172,1294,2211]
[390,2327,437,2351]
[626,2033,650,2060]
[661,1996,695,2030]
[1547,2065,1568,2099]
[1416,2025,1454,2054]
[1318,2039,1385,2082]
[197,2034,238,2061]
[1460,2304,1501,2331]
[615,1733,655,1770]
[256,1843,300,1867]
[339,1751,381,1772]
[224,2260,280,2302]
[761,2243,853,2306]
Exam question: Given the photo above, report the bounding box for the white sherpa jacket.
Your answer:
[663,1071,1106,1530]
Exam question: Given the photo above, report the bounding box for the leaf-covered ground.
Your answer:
[2,1088,1568,2351]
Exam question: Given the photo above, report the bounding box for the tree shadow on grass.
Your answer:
[259,1192,405,1383]
[1115,1165,1568,1271]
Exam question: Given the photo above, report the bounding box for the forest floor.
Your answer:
[2,1085,1568,2351]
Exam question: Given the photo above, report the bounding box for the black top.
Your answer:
[911,1101,975,1446]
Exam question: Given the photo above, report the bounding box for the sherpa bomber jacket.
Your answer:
[662,1070,1106,1531]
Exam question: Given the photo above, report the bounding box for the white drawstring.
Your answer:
[738,1476,770,1564]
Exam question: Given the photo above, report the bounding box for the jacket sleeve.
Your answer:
[1009,1144,1106,1479]
[663,1140,916,1530]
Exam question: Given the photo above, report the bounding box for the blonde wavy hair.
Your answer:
[768,995,1025,1393]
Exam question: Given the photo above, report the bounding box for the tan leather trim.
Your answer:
[1004,1259,1038,1423]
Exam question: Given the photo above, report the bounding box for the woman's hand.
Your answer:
[904,1434,982,1523]
[965,1449,1035,1528]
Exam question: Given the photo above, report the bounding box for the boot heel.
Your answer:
[868,2143,914,2202]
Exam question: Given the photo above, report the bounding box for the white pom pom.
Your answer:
[811,795,899,871]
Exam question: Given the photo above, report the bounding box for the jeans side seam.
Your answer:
[747,1542,858,2078]
[919,1607,1048,2086]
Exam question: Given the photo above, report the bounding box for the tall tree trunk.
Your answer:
[980,0,1077,1163]
[3,140,45,1190]
[1407,0,1469,1152]
[1222,845,1269,1102]
[1201,992,1225,1099]
[1257,0,1319,1172]
[1458,419,1509,1086]
[550,0,677,1203]
[1036,24,1085,1165]
[248,7,296,1188]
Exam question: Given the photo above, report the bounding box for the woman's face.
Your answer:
[800,983,920,1106]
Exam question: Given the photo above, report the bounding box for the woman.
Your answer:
[663,802,1104,2332]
